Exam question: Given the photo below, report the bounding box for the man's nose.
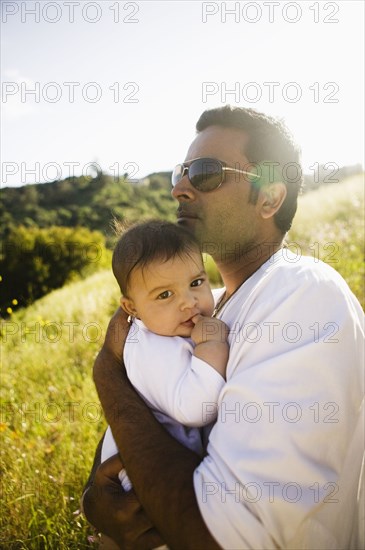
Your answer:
[171,174,195,201]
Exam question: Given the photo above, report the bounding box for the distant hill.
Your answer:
[0,171,175,246]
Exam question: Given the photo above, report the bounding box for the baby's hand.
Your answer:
[191,315,229,379]
[191,314,229,346]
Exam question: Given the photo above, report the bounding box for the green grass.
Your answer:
[1,175,363,548]
[1,271,120,549]
[288,174,364,309]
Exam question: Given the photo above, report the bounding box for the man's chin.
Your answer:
[177,218,205,247]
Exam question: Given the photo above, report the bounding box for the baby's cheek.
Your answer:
[203,292,215,316]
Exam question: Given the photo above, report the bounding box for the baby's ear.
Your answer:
[120,296,137,317]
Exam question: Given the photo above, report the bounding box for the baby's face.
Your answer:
[123,251,214,337]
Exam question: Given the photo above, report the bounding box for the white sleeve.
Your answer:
[193,265,364,549]
[124,323,225,427]
[101,425,119,463]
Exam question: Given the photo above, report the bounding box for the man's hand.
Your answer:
[83,454,165,550]
[103,307,130,360]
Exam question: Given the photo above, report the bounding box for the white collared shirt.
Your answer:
[194,250,364,549]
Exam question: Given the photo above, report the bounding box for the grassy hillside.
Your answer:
[288,174,364,307]
[1,175,363,548]
[1,271,119,548]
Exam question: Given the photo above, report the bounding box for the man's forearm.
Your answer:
[94,347,221,549]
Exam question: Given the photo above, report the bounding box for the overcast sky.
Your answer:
[1,0,364,187]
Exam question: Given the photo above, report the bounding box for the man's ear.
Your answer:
[120,296,137,317]
[259,182,287,219]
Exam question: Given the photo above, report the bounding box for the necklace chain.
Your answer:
[212,280,244,318]
[212,292,227,317]
[211,248,283,317]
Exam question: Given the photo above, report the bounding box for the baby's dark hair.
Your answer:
[112,220,201,295]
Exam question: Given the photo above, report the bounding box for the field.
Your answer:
[288,174,364,309]
[1,175,364,548]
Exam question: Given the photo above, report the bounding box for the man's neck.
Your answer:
[214,239,283,298]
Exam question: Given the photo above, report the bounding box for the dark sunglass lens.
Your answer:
[189,159,222,191]
[171,164,184,187]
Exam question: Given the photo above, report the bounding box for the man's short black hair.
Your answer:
[112,220,201,295]
[196,106,302,233]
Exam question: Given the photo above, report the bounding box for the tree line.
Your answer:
[0,171,175,245]
[0,171,175,314]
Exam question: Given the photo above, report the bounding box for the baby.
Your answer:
[101,220,229,490]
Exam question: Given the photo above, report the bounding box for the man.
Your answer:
[83,106,364,549]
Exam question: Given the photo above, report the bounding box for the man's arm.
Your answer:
[81,430,105,497]
[83,453,166,550]
[88,309,221,549]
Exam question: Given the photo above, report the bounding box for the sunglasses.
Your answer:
[171,157,260,192]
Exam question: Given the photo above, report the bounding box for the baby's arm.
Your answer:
[191,315,229,379]
[124,322,227,427]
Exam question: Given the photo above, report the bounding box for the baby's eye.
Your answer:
[191,278,205,287]
[157,290,173,300]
